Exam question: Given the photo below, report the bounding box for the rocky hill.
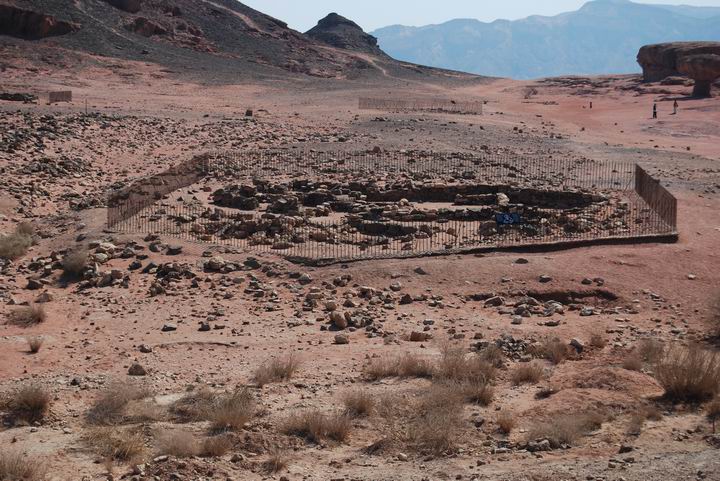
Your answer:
[0,0,476,83]
[306,13,386,57]
[373,0,720,79]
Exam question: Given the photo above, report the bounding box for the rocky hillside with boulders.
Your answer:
[0,0,477,83]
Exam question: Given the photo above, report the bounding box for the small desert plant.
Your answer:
[62,249,88,278]
[654,345,720,403]
[253,355,300,387]
[496,411,517,434]
[86,427,146,462]
[459,379,495,406]
[263,449,290,473]
[622,353,643,371]
[364,353,433,380]
[27,336,44,354]
[342,389,375,418]
[5,384,51,424]
[200,434,233,458]
[86,381,151,425]
[434,347,496,384]
[207,387,255,432]
[0,449,47,481]
[157,430,199,458]
[7,304,47,327]
[478,344,506,368]
[282,410,351,443]
[638,338,665,364]
[405,385,465,455]
[538,338,572,365]
[511,362,545,386]
[0,224,34,260]
[589,333,608,349]
[707,398,720,433]
[626,406,661,436]
[527,412,604,448]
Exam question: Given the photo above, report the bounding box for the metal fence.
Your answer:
[107,151,678,263]
[359,97,484,115]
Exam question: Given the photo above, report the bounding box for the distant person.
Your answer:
[673,100,678,115]
[590,101,593,109]
[653,103,657,119]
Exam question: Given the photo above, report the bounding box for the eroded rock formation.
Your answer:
[0,5,78,40]
[677,54,720,97]
[637,42,720,97]
[306,13,385,56]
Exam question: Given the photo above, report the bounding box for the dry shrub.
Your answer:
[638,338,665,363]
[435,347,496,384]
[459,379,494,406]
[157,430,199,458]
[15,222,35,237]
[200,435,233,458]
[263,449,290,473]
[0,449,47,481]
[622,353,643,372]
[282,410,351,443]
[253,355,300,387]
[0,230,33,260]
[7,304,47,327]
[626,406,661,436]
[5,384,50,424]
[27,336,44,354]
[589,333,608,349]
[478,344,506,368]
[538,338,572,365]
[62,250,88,278]
[86,381,151,425]
[125,399,164,423]
[527,412,604,448]
[171,387,255,432]
[496,411,517,434]
[511,362,545,386]
[364,353,433,381]
[342,389,375,418]
[406,384,465,455]
[654,345,720,403]
[86,427,146,462]
[707,398,720,433]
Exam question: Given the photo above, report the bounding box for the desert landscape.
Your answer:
[1,1,720,481]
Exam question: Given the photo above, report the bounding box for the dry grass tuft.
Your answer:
[200,434,233,458]
[511,362,545,386]
[527,412,604,448]
[282,410,351,444]
[171,387,255,432]
[405,384,465,455]
[342,389,375,418]
[626,406,661,436]
[459,379,495,406]
[478,344,506,368]
[0,226,33,260]
[538,338,572,365]
[86,427,146,462]
[638,338,665,363]
[5,384,51,424]
[364,353,433,381]
[62,250,88,278]
[157,430,199,458]
[7,304,47,328]
[707,398,720,433]
[263,449,290,473]
[0,449,47,481]
[622,353,643,371]
[435,347,496,384]
[27,336,44,354]
[86,381,152,426]
[253,356,300,387]
[496,411,517,435]
[654,345,720,403]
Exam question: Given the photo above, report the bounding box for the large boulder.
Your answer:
[677,54,720,97]
[637,42,720,82]
[0,5,78,40]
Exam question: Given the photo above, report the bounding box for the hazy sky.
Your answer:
[242,0,720,32]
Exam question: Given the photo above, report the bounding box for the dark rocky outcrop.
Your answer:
[677,54,720,97]
[637,42,720,82]
[306,13,385,56]
[104,0,142,14]
[125,17,168,37]
[0,5,78,40]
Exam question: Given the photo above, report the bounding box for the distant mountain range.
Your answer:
[372,0,720,79]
